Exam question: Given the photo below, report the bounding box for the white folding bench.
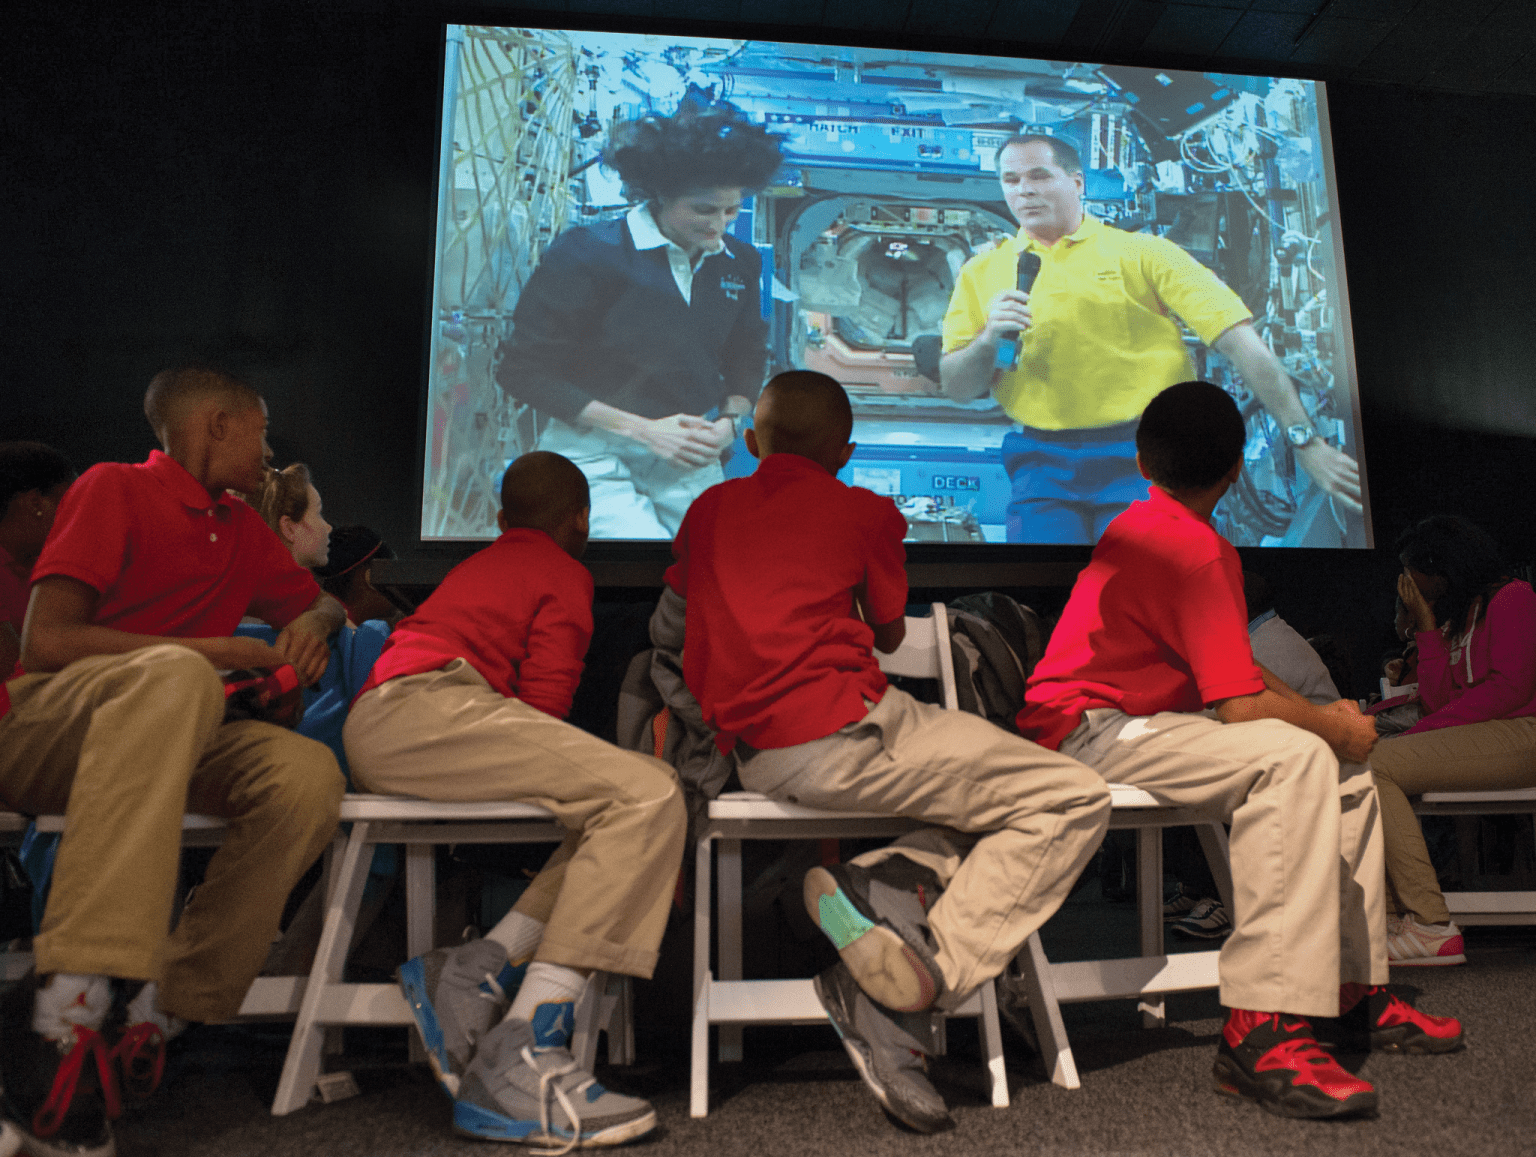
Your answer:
[1414,786,1536,925]
[0,810,310,1009]
[1009,790,1230,1090]
[272,794,632,1116]
[691,605,1010,1117]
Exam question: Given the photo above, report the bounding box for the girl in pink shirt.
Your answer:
[1373,515,1536,965]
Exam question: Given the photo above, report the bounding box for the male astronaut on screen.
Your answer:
[940,134,1361,544]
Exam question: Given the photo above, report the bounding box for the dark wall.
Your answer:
[2,3,1533,695]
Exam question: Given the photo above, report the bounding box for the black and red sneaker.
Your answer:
[1317,983,1464,1055]
[0,973,120,1157]
[1213,1008,1378,1119]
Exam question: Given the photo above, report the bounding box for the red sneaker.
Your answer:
[1332,983,1464,1054]
[1213,1009,1379,1119]
[110,1021,168,1101]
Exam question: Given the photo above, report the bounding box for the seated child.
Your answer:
[237,465,389,780]
[345,451,681,1150]
[1373,516,1536,965]
[0,442,76,674]
[314,523,403,627]
[1019,380,1462,1120]
[0,366,344,1157]
[657,370,1110,1133]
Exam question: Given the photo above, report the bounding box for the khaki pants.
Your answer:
[1371,715,1536,925]
[1063,709,1387,1018]
[344,660,685,978]
[735,687,1111,1009]
[0,645,344,1022]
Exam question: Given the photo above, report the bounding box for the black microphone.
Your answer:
[995,251,1042,370]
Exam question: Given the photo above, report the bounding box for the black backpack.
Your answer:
[945,592,1048,733]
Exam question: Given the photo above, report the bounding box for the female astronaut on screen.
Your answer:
[495,104,784,539]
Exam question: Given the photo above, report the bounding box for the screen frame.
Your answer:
[410,13,1375,579]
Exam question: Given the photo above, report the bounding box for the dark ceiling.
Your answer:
[501,0,1536,97]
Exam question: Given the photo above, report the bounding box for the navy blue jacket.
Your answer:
[496,219,768,424]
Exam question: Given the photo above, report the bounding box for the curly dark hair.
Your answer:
[603,104,784,203]
[1397,515,1509,633]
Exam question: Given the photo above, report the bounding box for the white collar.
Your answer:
[626,203,731,261]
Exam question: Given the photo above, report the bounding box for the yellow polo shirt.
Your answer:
[941,215,1252,431]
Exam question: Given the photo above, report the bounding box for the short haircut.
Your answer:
[240,462,312,534]
[1397,515,1508,632]
[0,442,75,514]
[499,451,590,535]
[756,370,853,458]
[143,365,262,439]
[995,133,1083,175]
[1135,381,1246,493]
[604,103,785,202]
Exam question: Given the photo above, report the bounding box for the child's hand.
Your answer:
[1396,571,1438,634]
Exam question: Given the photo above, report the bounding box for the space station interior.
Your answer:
[423,28,1365,548]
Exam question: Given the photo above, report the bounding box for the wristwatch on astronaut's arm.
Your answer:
[1285,423,1317,448]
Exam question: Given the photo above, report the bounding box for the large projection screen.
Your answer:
[422,27,1371,549]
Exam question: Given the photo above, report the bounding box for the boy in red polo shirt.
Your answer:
[344,451,678,1150]
[659,370,1110,1132]
[1019,381,1463,1119]
[0,367,345,1157]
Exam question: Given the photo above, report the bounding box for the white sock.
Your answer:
[126,981,189,1041]
[486,909,545,965]
[33,973,111,1041]
[507,961,588,1049]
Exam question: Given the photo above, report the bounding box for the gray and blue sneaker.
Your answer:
[1170,898,1232,941]
[396,938,523,1096]
[813,962,953,1134]
[803,860,946,1013]
[453,1017,656,1149]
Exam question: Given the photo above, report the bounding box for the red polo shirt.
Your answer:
[0,450,321,719]
[358,528,592,720]
[666,452,909,752]
[32,450,318,636]
[1018,486,1263,749]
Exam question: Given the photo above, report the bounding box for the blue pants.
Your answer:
[1001,422,1150,544]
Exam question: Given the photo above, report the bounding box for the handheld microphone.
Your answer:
[995,251,1042,371]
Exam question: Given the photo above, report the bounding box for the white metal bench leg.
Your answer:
[1138,828,1165,1028]
[1196,823,1234,911]
[272,820,374,1115]
[602,973,635,1065]
[1016,932,1080,1089]
[690,834,714,1117]
[716,837,743,1062]
[571,971,602,1072]
[978,980,1009,1107]
[404,842,434,1065]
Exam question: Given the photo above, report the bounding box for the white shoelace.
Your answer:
[478,971,507,1003]
[518,1045,596,1157]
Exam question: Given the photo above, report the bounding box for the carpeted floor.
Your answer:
[96,918,1536,1157]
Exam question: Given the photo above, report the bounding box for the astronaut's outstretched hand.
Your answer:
[1295,440,1362,514]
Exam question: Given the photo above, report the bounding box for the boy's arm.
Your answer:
[516,573,595,720]
[1214,678,1378,763]
[853,583,905,654]
[268,593,346,686]
[22,575,283,674]
[858,498,911,655]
